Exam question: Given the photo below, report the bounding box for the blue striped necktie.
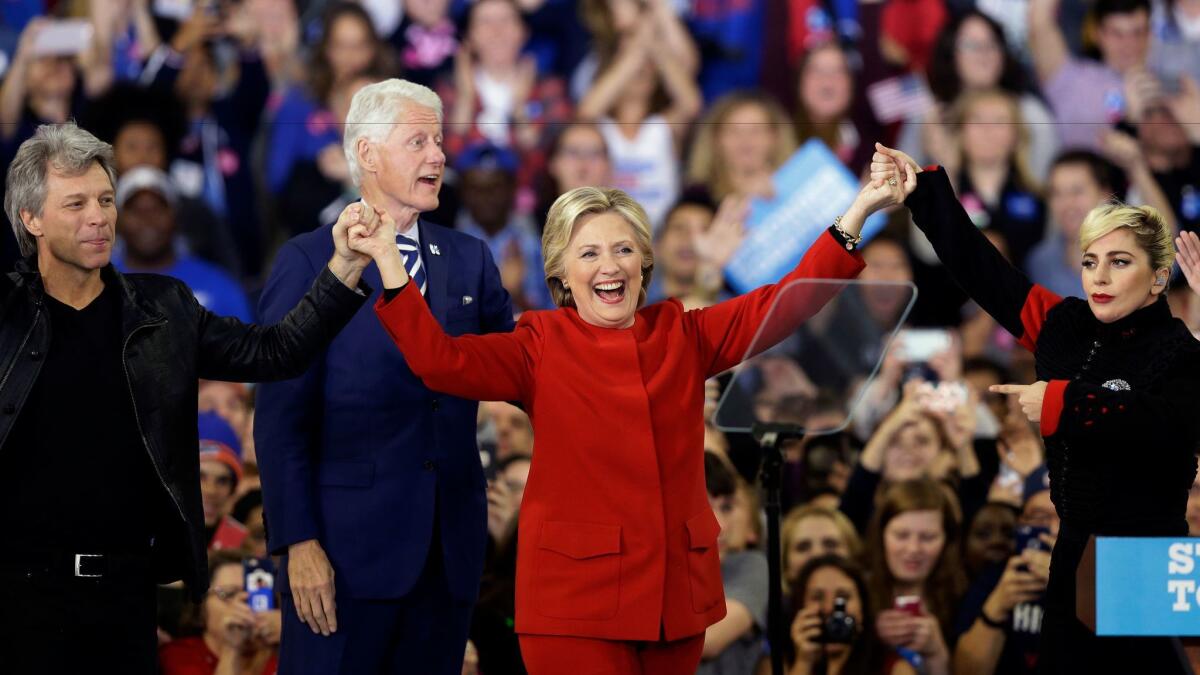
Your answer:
[396,234,427,296]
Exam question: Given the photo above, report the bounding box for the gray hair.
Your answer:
[5,123,117,257]
[342,79,444,186]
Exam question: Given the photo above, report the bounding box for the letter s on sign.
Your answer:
[1168,543,1195,575]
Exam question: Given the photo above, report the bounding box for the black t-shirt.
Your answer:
[1153,147,1200,234]
[0,282,165,554]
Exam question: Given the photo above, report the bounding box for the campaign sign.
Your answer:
[1095,537,1200,635]
[724,140,887,294]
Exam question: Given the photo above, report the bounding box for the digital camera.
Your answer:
[817,596,857,644]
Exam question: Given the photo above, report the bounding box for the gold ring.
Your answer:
[888,177,897,186]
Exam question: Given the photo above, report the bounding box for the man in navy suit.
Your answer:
[255,79,515,674]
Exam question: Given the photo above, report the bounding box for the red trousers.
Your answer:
[519,632,705,675]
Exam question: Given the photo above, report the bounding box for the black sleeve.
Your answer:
[904,167,1062,352]
[839,464,883,534]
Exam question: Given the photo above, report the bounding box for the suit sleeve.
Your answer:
[251,242,329,553]
[1040,352,1200,447]
[688,228,866,378]
[375,283,539,403]
[905,167,1062,352]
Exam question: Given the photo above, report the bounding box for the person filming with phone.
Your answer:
[953,466,1058,675]
[874,142,1200,673]
[160,551,281,675]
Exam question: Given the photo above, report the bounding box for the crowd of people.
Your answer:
[1,0,1199,673]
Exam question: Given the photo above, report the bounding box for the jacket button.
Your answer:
[423,460,436,471]
[29,350,41,361]
[431,399,440,411]
[2,404,14,415]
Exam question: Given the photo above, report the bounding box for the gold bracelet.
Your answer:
[833,216,863,250]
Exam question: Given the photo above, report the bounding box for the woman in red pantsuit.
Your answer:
[344,165,916,674]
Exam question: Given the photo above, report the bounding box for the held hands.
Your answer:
[852,143,918,218]
[989,381,1048,424]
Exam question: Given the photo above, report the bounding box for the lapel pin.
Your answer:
[429,244,441,256]
[463,295,474,306]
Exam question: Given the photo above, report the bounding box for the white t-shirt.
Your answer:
[599,115,680,230]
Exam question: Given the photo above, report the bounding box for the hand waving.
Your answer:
[693,195,748,268]
[1176,231,1200,297]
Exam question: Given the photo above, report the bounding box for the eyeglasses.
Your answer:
[208,585,241,601]
[956,39,1001,54]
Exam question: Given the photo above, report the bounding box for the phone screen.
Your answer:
[244,557,276,612]
[31,20,94,57]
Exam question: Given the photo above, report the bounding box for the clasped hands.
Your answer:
[330,200,418,289]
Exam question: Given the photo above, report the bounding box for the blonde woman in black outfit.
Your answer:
[873,143,1200,674]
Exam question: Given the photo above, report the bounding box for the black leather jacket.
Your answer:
[0,258,367,596]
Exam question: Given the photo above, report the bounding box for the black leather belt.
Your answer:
[0,550,152,580]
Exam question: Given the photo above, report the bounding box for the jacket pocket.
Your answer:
[317,460,375,487]
[685,510,723,613]
[533,520,622,621]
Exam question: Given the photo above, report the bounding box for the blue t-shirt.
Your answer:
[117,256,254,323]
[1025,236,1084,300]
[266,87,342,195]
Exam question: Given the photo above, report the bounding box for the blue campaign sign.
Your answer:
[723,139,887,294]
[1095,537,1200,636]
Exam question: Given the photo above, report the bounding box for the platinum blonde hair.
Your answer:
[342,79,444,186]
[542,187,654,308]
[1078,202,1174,278]
[5,123,117,257]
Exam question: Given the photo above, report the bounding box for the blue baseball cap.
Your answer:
[455,141,519,174]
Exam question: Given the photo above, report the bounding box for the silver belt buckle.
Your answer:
[74,553,103,578]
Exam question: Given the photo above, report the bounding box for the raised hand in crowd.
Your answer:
[1178,231,1200,298]
[1123,68,1166,124]
[1167,76,1200,144]
[693,195,749,270]
[171,3,223,53]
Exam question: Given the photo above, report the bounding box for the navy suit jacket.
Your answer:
[255,219,515,601]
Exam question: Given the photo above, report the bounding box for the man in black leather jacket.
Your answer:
[0,123,374,674]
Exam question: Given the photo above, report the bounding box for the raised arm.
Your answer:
[689,162,913,376]
[874,144,1062,352]
[195,204,372,382]
[1027,0,1070,86]
[353,208,538,403]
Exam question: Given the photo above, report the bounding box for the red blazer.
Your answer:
[374,230,864,641]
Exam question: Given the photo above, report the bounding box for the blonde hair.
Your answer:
[542,187,655,308]
[950,88,1040,193]
[686,91,797,201]
[1078,202,1175,276]
[781,504,863,590]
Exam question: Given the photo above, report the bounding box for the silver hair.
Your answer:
[5,123,117,257]
[342,79,444,186]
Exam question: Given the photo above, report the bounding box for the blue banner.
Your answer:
[1095,537,1200,636]
[724,140,887,294]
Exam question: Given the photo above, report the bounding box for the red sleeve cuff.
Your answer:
[1040,379,1070,437]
